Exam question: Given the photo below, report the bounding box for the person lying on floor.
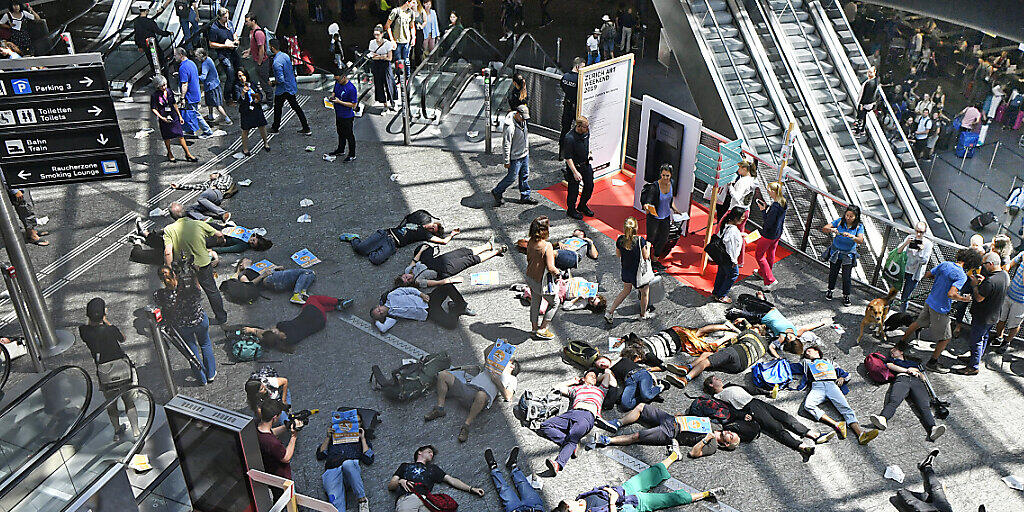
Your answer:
[233,257,316,304]
[127,222,270,263]
[593,402,741,459]
[207,230,273,253]
[553,449,723,512]
[867,342,947,442]
[171,171,238,222]
[622,324,741,371]
[371,285,473,333]
[725,291,828,348]
[669,328,801,388]
[799,345,878,445]
[704,375,831,462]
[240,295,354,353]
[510,277,607,312]
[424,341,520,443]
[596,345,671,409]
[339,211,459,265]
[539,368,616,474]
[406,238,507,279]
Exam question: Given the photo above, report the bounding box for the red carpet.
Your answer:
[539,171,792,296]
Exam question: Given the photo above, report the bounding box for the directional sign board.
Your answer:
[0,53,130,188]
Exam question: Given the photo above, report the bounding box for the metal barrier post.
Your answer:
[483,68,492,154]
[2,265,43,372]
[399,61,411,145]
[147,307,178,397]
[61,32,75,54]
[556,37,562,65]
[871,225,892,287]
[988,140,1001,173]
[799,197,817,252]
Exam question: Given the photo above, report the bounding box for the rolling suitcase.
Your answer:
[970,211,996,231]
[956,131,979,158]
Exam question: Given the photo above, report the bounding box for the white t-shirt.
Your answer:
[452,368,518,408]
[1,11,34,31]
[369,38,395,58]
[715,386,753,410]
[586,35,600,52]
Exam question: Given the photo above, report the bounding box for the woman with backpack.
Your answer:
[711,208,746,304]
[154,265,216,385]
[79,298,140,443]
[821,205,865,306]
[605,217,654,324]
[867,343,947,442]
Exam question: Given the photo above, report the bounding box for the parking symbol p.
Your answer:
[10,79,30,95]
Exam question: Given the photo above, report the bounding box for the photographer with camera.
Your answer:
[256,400,304,492]
[897,222,934,313]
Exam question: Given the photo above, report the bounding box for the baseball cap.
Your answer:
[516,104,530,119]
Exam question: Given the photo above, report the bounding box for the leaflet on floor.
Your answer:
[471,271,500,285]
[291,248,321,268]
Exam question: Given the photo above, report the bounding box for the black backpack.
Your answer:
[370,352,451,402]
[705,233,731,266]
[220,279,263,305]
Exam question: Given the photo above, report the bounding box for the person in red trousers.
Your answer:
[754,181,787,290]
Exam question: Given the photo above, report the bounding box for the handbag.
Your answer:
[542,270,558,295]
[414,484,458,512]
[635,239,654,288]
[96,356,133,389]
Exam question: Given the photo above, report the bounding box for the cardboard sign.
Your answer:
[471,271,500,286]
[561,237,587,253]
[248,259,274,273]
[332,409,360,444]
[291,248,321,268]
[485,339,516,375]
[674,415,713,434]
[223,226,254,242]
[568,279,598,298]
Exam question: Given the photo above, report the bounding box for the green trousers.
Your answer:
[620,463,694,512]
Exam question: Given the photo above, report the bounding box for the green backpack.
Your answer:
[229,331,264,361]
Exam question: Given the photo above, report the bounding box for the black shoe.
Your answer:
[134,217,144,236]
[299,128,313,136]
[269,127,280,133]
[519,196,539,205]
[843,296,852,307]
[992,342,1009,354]
[484,448,497,469]
[825,290,834,301]
[329,150,343,156]
[567,209,583,220]
[924,360,946,373]
[919,449,939,470]
[344,155,357,162]
[492,191,504,207]
[652,261,667,271]
[505,446,520,470]
[210,316,227,326]
[580,207,596,217]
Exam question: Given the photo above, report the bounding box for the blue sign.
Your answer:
[101,160,118,174]
[10,79,30,95]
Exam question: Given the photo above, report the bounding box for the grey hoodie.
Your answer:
[502,112,529,164]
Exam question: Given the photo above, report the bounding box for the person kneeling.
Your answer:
[424,343,520,443]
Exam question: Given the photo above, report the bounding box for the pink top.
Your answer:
[250,28,267,64]
[569,384,607,417]
[962,106,982,130]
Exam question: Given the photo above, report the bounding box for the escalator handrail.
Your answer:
[0,385,156,509]
[42,0,102,53]
[97,0,175,58]
[0,343,9,392]
[410,28,495,113]
[0,365,92,429]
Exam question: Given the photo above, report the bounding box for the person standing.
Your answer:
[369,25,398,111]
[712,208,745,304]
[913,108,933,159]
[492,105,537,206]
[954,252,1008,375]
[243,15,272,93]
[617,7,635,53]
[0,3,38,54]
[586,28,601,65]
[175,0,199,50]
[958,104,982,132]
[79,298,140,443]
[560,58,582,140]
[329,69,358,161]
[599,15,616,60]
[605,217,653,322]
[754,181,787,289]
[421,0,440,55]
[150,75,197,162]
[854,66,879,136]
[132,7,171,70]
[992,250,1024,354]
[162,202,228,325]
[821,205,865,307]
[154,265,216,384]
[563,116,594,219]
[472,0,484,30]
[207,7,241,102]
[897,222,933,312]
[269,39,312,135]
[525,216,560,339]
[235,69,270,155]
[385,0,416,69]
[641,164,681,269]
[175,48,214,138]
[195,48,232,125]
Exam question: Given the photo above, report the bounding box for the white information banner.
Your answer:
[578,54,634,180]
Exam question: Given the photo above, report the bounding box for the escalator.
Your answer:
[61,0,141,53]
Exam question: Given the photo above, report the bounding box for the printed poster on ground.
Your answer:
[578,54,634,180]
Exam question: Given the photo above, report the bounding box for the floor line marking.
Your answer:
[338,314,429,359]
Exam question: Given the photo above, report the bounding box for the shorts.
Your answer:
[555,249,580,270]
[204,85,224,107]
[998,299,1024,329]
[447,370,488,407]
[706,346,746,374]
[634,404,679,445]
[915,305,952,341]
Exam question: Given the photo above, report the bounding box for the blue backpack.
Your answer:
[751,358,793,390]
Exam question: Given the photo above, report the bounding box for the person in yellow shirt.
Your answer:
[162,202,228,324]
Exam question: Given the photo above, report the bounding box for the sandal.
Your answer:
[166,156,177,162]
[26,238,49,246]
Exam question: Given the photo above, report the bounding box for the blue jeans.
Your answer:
[351,229,398,265]
[321,459,366,511]
[263,269,317,294]
[538,409,594,468]
[183,101,212,136]
[900,272,920,313]
[187,189,226,220]
[491,466,544,512]
[601,40,615,59]
[394,42,411,68]
[555,249,580,271]
[967,321,992,370]
[620,370,663,410]
[493,156,532,200]
[218,53,239,101]
[712,263,739,299]
[587,50,600,65]
[177,313,215,383]
[803,381,857,424]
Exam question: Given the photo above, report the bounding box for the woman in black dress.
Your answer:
[150,75,197,163]
[234,69,270,156]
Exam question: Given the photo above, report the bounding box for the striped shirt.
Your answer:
[569,384,606,416]
[1007,253,1024,303]
[178,175,235,192]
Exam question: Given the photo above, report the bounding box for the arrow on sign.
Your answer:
[17,170,29,180]
[88,105,102,116]
[96,133,109,145]
[79,76,94,87]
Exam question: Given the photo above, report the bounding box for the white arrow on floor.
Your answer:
[17,170,29,180]
[88,105,102,116]
[96,133,108,145]
[79,76,93,87]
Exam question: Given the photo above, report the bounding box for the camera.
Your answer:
[909,239,922,250]
[284,407,319,431]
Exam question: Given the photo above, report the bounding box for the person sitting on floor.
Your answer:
[340,210,459,265]
[424,342,520,443]
[868,342,947,442]
[372,285,473,332]
[594,402,741,458]
[799,345,878,445]
[234,257,316,304]
[539,368,617,474]
[553,448,724,512]
[241,296,354,353]
[317,424,373,512]
[726,291,828,348]
[171,171,238,222]
[510,277,607,313]
[407,238,507,279]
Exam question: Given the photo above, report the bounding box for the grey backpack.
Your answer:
[515,390,563,430]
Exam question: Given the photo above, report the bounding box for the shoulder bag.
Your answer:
[635,238,655,288]
[96,355,134,390]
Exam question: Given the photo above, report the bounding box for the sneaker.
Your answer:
[595,417,620,432]
[290,293,307,305]
[924,360,946,373]
[199,132,214,139]
[764,280,778,291]
[843,296,852,307]
[567,209,583,220]
[460,307,478,316]
[664,363,689,376]
[870,414,888,431]
[519,196,539,205]
[535,328,555,340]
[458,424,470,443]
[707,487,726,502]
[770,384,779,399]
[640,310,657,320]
[858,429,879,445]
[825,290,834,301]
[505,446,520,470]
[604,312,614,324]
[813,431,836,444]
[299,128,313,136]
[424,407,446,422]
[951,366,979,375]
[496,244,509,257]
[269,127,280,133]
[339,233,359,242]
[338,298,354,310]
[799,444,815,463]
[492,191,504,206]
[344,155,357,162]
[595,434,611,447]
[670,438,682,458]
[928,424,946,442]
[992,342,1009,354]
[484,448,497,469]
[134,217,144,236]
[662,374,686,389]
[545,458,560,475]
[222,118,233,126]
[358,499,370,512]
[835,421,847,439]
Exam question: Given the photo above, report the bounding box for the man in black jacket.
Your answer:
[563,116,593,220]
[132,8,171,72]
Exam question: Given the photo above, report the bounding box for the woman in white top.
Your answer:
[0,3,38,53]
[712,208,745,303]
[368,24,397,110]
[897,222,933,312]
[715,160,757,224]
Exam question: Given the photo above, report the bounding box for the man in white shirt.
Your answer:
[586,28,601,65]
[913,109,933,158]
[371,284,473,332]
